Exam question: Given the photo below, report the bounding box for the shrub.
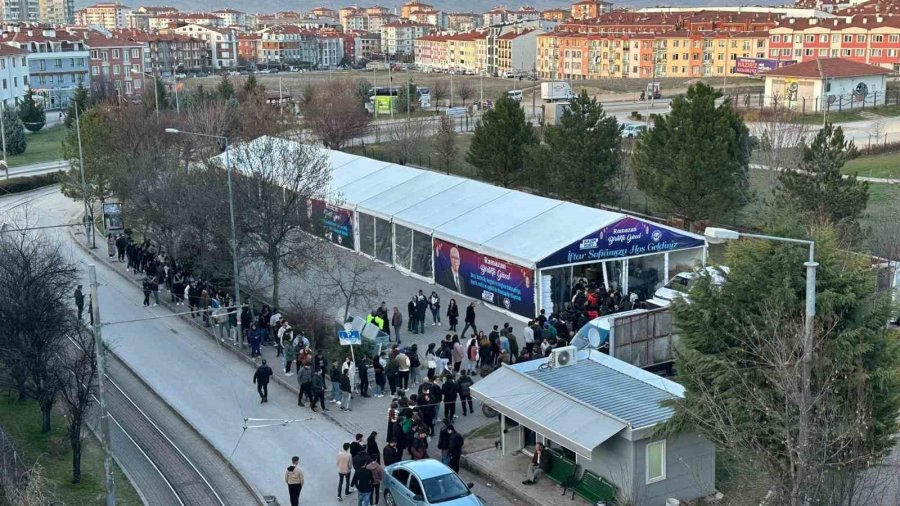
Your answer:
[0,171,62,194]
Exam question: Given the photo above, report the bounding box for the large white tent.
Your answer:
[218,137,707,320]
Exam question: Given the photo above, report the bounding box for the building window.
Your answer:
[646,440,666,484]
[857,34,866,42]
[844,35,853,43]
[771,35,781,42]
[1,79,5,89]
[874,35,884,43]
[820,34,828,43]
[872,49,882,56]
[92,66,99,75]
[891,35,900,43]
[113,65,120,75]
[855,48,865,56]
[805,48,813,56]
[806,35,815,42]
[818,48,828,56]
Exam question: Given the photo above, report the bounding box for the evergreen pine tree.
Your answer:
[393,81,417,114]
[64,83,89,130]
[466,94,537,187]
[776,122,867,236]
[1,105,27,156]
[216,75,235,100]
[530,90,621,205]
[633,82,751,223]
[17,88,46,132]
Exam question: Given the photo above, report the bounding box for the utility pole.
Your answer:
[89,264,116,506]
[1,101,7,180]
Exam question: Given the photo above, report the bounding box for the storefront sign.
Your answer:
[734,57,796,76]
[304,199,355,250]
[102,202,124,231]
[433,238,535,318]
[537,217,705,268]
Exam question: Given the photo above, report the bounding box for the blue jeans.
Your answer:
[357,490,371,506]
[410,367,419,385]
[373,383,383,396]
[417,317,425,334]
[332,381,342,402]
[341,391,351,409]
[431,307,440,323]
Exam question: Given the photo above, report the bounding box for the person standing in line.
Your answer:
[311,371,327,412]
[447,425,464,473]
[283,337,296,376]
[354,455,374,506]
[115,234,126,262]
[253,359,273,403]
[284,456,304,506]
[396,349,410,391]
[415,294,428,334]
[458,370,474,416]
[249,323,263,358]
[451,335,464,373]
[373,355,386,398]
[330,360,343,404]
[407,297,416,333]
[150,276,160,306]
[429,291,441,326]
[407,344,420,386]
[340,368,353,411]
[442,374,459,420]
[446,299,459,332]
[297,361,313,408]
[106,233,115,258]
[461,302,477,338]
[365,455,384,506]
[337,443,354,501]
[74,285,85,321]
[383,440,400,467]
[438,420,452,466]
[391,307,402,344]
[358,356,370,398]
[141,277,151,307]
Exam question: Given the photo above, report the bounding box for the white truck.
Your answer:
[540,81,574,102]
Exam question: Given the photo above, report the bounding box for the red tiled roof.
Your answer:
[0,43,28,56]
[498,28,535,39]
[763,58,894,78]
[84,33,145,48]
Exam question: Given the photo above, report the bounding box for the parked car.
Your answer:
[653,266,730,305]
[383,459,482,506]
[620,123,647,139]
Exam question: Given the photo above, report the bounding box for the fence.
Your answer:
[0,427,49,506]
[611,307,678,369]
[726,90,900,114]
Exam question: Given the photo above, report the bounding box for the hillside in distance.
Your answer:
[75,0,787,16]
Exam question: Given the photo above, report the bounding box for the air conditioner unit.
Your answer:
[549,345,578,368]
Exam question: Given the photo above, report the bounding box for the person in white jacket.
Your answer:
[523,322,535,355]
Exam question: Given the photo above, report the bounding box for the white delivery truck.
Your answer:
[540,81,574,102]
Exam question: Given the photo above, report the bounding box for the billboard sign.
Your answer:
[433,238,535,318]
[304,199,355,250]
[374,95,394,114]
[102,202,124,232]
[537,216,705,268]
[734,58,797,76]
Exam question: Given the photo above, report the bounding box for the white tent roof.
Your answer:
[357,171,468,221]
[392,179,510,234]
[215,139,705,268]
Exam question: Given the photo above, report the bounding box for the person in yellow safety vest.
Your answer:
[367,313,385,331]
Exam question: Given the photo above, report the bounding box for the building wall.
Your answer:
[582,434,635,499]
[764,73,886,111]
[1,0,39,21]
[38,0,73,24]
[631,433,716,505]
[0,52,30,107]
[28,51,88,108]
[88,45,145,98]
[769,23,900,69]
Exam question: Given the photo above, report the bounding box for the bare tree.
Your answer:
[0,216,77,432]
[55,321,97,484]
[310,252,383,322]
[388,118,426,166]
[433,115,457,173]
[456,80,475,106]
[751,93,809,173]
[304,80,371,149]
[431,80,449,109]
[228,137,332,307]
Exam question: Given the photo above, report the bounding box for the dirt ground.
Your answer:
[188,69,762,104]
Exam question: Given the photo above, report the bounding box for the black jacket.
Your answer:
[532,449,551,471]
[457,375,473,396]
[441,380,459,402]
[465,305,476,324]
[354,467,374,493]
[253,365,273,384]
[438,427,451,450]
[407,300,416,318]
[340,375,352,393]
[448,432,464,456]
[383,445,400,466]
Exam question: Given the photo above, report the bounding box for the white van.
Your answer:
[507,89,523,102]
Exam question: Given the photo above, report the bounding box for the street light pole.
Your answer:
[704,227,817,485]
[89,264,116,506]
[1,101,7,179]
[164,128,241,316]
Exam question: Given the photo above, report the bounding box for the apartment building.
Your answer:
[316,32,344,67]
[125,6,176,30]
[172,23,236,69]
[0,0,39,22]
[483,7,513,27]
[311,7,338,19]
[447,12,481,31]
[0,43,30,107]
[148,13,223,31]
[2,27,88,109]
[39,0,74,24]
[343,11,399,33]
[570,0,613,20]
[211,8,246,27]
[75,3,131,30]
[516,6,541,22]
[352,31,381,61]
[257,24,314,65]
[84,33,145,98]
[541,8,569,22]
[536,30,769,80]
[380,21,429,56]
[495,28,542,76]
[237,32,260,63]
[115,28,204,74]
[769,16,900,70]
[446,31,483,72]
[408,8,448,29]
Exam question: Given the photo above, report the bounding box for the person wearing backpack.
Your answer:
[458,370,474,416]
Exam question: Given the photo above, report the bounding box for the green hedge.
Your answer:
[0,170,63,194]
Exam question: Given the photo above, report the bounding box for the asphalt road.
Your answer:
[8,188,518,506]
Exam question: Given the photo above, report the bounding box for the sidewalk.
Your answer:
[79,231,530,500]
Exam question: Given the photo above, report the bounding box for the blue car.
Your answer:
[382,459,483,506]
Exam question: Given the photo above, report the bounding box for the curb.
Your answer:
[461,452,541,506]
[69,217,267,506]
